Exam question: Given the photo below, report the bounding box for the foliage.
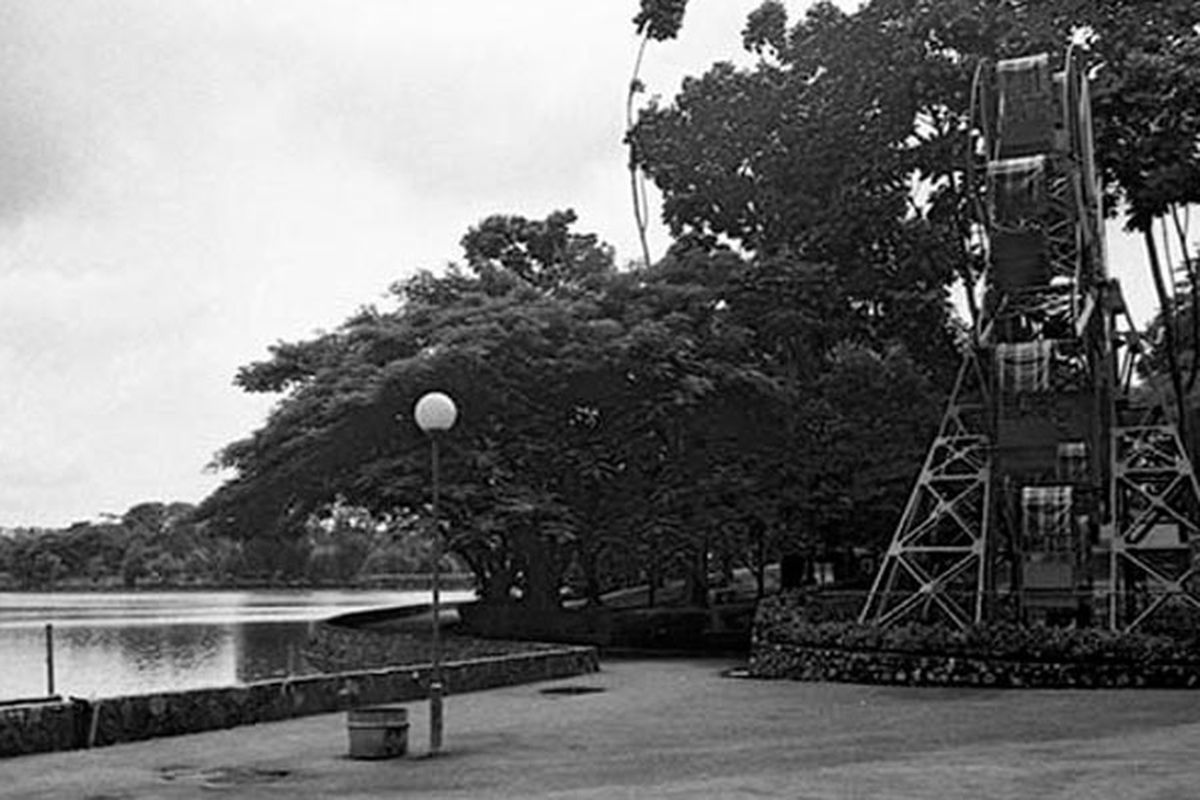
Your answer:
[632,0,1200,327]
[757,593,1200,665]
[631,1,965,369]
[1084,0,1200,230]
[0,503,208,589]
[633,0,689,42]
[632,0,1200,447]
[198,206,948,609]
[0,496,443,589]
[1079,0,1200,429]
[459,210,615,293]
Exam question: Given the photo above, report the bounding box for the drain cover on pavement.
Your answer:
[160,765,291,788]
[539,685,606,696]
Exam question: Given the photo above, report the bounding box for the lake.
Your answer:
[0,589,473,702]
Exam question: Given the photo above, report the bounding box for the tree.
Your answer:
[629,0,964,381]
[201,211,820,607]
[627,1,692,268]
[201,212,629,601]
[459,210,614,294]
[120,542,148,588]
[808,342,942,554]
[1085,2,1200,429]
[28,550,66,589]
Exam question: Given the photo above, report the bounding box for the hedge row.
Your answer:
[750,641,1200,688]
[754,592,1200,666]
[750,592,1200,688]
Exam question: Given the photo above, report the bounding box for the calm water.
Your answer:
[0,589,473,701]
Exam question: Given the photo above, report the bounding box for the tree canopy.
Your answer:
[198,207,945,605]
[198,0,1200,606]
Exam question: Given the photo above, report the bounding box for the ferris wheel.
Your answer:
[860,48,1200,632]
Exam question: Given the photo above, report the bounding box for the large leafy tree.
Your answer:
[199,211,792,604]
[1085,1,1200,430]
[629,0,964,386]
[201,212,946,605]
[211,0,1200,603]
[202,199,947,606]
[621,0,1200,590]
[632,0,1200,357]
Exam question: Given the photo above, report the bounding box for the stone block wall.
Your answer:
[751,641,1200,688]
[0,701,76,759]
[0,645,598,759]
[750,594,1200,688]
[305,620,561,672]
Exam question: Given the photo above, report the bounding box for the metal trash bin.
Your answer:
[347,705,409,759]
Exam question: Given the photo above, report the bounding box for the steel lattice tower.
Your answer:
[860,50,1200,632]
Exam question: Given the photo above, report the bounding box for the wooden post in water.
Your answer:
[45,623,55,697]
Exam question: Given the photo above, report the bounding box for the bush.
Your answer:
[755,593,1200,666]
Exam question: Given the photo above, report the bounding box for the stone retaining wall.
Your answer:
[0,646,598,759]
[750,642,1200,688]
[305,619,563,672]
[751,592,1200,689]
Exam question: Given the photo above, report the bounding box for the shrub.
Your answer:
[755,593,1200,666]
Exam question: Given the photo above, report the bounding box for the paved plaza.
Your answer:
[4,657,1200,798]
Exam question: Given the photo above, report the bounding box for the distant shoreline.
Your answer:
[0,573,477,594]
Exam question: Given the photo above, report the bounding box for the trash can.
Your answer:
[347,705,409,759]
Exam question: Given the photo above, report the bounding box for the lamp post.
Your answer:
[413,391,457,755]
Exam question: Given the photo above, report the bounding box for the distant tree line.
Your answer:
[0,499,454,590]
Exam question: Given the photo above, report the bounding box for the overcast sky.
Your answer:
[0,1,1156,528]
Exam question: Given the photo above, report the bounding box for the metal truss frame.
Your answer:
[1109,423,1200,630]
[859,354,992,629]
[862,49,1200,634]
[1042,161,1077,285]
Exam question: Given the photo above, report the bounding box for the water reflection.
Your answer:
[51,624,233,698]
[0,590,471,700]
[234,620,319,683]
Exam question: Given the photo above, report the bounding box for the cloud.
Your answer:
[0,9,83,222]
[289,4,630,205]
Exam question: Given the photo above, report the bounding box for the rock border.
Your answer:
[0,645,598,759]
[750,641,1200,688]
[750,591,1200,689]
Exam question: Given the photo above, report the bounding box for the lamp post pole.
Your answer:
[413,391,457,756]
[428,430,444,755]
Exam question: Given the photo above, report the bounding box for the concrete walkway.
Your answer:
[5,657,1200,798]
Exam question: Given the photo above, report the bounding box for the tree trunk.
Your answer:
[582,544,603,606]
[687,537,709,608]
[1144,226,1189,442]
[753,521,767,601]
[1167,207,1199,393]
[519,529,560,611]
[646,558,659,608]
[627,33,653,269]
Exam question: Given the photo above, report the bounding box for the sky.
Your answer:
[0,1,1159,528]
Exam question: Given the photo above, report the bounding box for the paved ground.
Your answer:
[5,657,1200,798]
